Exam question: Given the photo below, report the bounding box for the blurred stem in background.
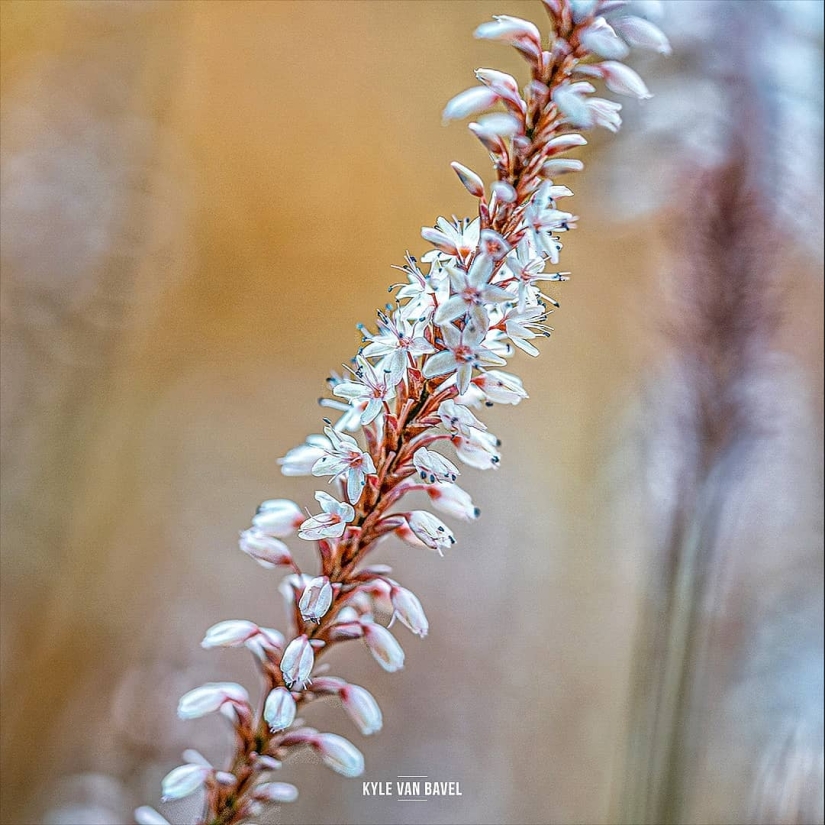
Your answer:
[613,2,823,823]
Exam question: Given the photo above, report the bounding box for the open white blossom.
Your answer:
[312,425,376,502]
[298,491,355,540]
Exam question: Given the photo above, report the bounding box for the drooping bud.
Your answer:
[201,620,259,649]
[442,86,500,121]
[239,529,292,569]
[177,682,249,720]
[597,61,652,100]
[340,683,383,735]
[580,18,630,60]
[160,764,210,802]
[253,782,299,803]
[426,482,480,521]
[542,158,585,176]
[298,576,333,623]
[361,621,405,672]
[547,133,588,153]
[390,586,429,638]
[413,447,460,484]
[280,635,314,688]
[612,15,671,55]
[264,687,297,731]
[310,733,365,778]
[406,510,456,554]
[252,499,304,537]
[421,226,458,256]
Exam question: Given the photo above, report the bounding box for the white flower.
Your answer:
[580,18,630,60]
[298,575,333,623]
[474,15,542,60]
[331,356,402,427]
[312,425,376,503]
[134,807,170,825]
[441,86,500,122]
[201,620,260,649]
[360,310,435,378]
[264,687,297,731]
[278,434,331,476]
[361,621,405,672]
[406,510,456,554]
[177,682,249,720]
[252,499,304,537]
[253,782,299,803]
[390,586,428,638]
[311,732,365,778]
[413,447,460,484]
[611,15,671,55]
[298,491,356,540]
[421,217,479,264]
[438,398,486,436]
[340,683,383,735]
[502,305,553,356]
[239,529,293,569]
[434,255,512,327]
[452,427,501,470]
[502,238,569,311]
[161,763,210,801]
[425,482,480,521]
[423,319,506,394]
[463,369,528,405]
[280,635,314,688]
[596,61,652,100]
[244,627,285,660]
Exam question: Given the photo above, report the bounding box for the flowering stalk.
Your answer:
[138,3,667,824]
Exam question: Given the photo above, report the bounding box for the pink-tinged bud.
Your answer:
[542,158,585,176]
[340,683,383,735]
[479,228,511,261]
[552,84,593,129]
[472,370,529,405]
[547,133,588,152]
[253,782,299,803]
[215,771,237,787]
[406,510,456,554]
[426,482,480,521]
[475,112,521,137]
[254,754,283,771]
[311,733,365,777]
[468,122,506,154]
[390,586,429,638]
[450,162,485,198]
[413,447,460,484]
[264,687,297,731]
[161,764,210,801]
[245,625,285,660]
[597,61,652,100]
[328,620,365,641]
[134,807,170,825]
[442,86,500,121]
[201,619,259,649]
[474,68,524,110]
[421,226,458,256]
[309,675,347,694]
[452,427,502,470]
[612,15,671,54]
[252,499,304,537]
[280,635,314,688]
[474,15,542,57]
[177,682,249,720]
[298,575,333,623]
[239,529,292,569]
[580,19,630,60]
[361,621,405,672]
[490,181,517,204]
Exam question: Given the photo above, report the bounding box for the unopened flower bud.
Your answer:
[413,447,460,484]
[390,586,429,638]
[252,499,304,537]
[280,635,314,688]
[201,620,259,649]
[134,807,170,825]
[450,162,485,198]
[239,529,292,569]
[612,15,671,55]
[361,621,405,672]
[406,510,456,554]
[340,683,383,735]
[298,575,333,623]
[253,782,299,803]
[161,764,210,802]
[542,158,584,176]
[311,732,365,777]
[442,86,500,122]
[177,682,249,720]
[597,61,652,100]
[264,687,297,731]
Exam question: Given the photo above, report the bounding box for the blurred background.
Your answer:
[0,2,822,824]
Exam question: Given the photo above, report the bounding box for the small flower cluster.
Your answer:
[140,2,666,823]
